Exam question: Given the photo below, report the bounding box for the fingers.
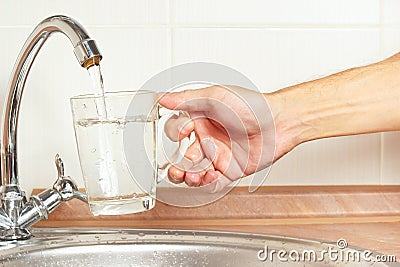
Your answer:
[168,139,203,184]
[167,147,232,192]
[168,165,185,184]
[184,172,202,187]
[167,138,209,186]
[202,169,219,185]
[185,158,213,187]
[182,164,233,192]
[164,114,194,141]
[167,156,234,193]
[158,87,213,111]
[166,135,234,192]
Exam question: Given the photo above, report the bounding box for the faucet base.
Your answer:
[0,228,31,241]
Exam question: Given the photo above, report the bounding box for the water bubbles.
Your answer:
[91,148,96,153]
[116,119,127,129]
[87,65,107,119]
[138,232,145,237]
[77,120,89,127]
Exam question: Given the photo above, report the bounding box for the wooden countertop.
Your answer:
[32,186,400,260]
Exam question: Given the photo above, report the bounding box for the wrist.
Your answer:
[264,89,312,161]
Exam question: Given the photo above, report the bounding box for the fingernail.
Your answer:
[180,120,194,135]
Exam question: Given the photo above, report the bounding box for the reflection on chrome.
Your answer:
[0,15,101,240]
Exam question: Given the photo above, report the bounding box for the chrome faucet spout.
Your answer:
[0,15,99,240]
[1,15,102,186]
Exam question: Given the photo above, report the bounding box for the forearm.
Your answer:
[267,53,400,154]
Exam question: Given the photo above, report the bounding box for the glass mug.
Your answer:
[70,91,189,216]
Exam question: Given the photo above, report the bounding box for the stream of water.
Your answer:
[86,64,119,198]
[87,64,108,120]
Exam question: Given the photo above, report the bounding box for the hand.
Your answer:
[160,54,400,193]
[159,85,278,192]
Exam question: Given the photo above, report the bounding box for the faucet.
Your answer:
[0,15,102,240]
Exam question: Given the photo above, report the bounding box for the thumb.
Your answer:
[158,87,213,111]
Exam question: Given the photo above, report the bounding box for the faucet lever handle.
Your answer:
[52,153,87,203]
[55,154,65,178]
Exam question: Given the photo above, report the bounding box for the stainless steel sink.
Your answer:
[0,228,396,266]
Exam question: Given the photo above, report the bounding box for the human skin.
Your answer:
[159,85,275,192]
[159,53,400,191]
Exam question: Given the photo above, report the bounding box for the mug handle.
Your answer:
[156,106,195,183]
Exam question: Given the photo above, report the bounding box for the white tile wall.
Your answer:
[0,0,169,26]
[173,28,380,91]
[0,28,32,108]
[0,1,398,194]
[383,0,400,25]
[382,132,400,184]
[172,0,379,25]
[381,26,400,184]
[383,28,400,57]
[268,134,381,185]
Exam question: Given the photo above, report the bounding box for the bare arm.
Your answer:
[267,53,400,161]
[160,53,400,190]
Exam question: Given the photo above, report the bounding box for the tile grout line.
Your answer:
[169,0,174,66]
[379,0,385,185]
[379,0,385,60]
[0,24,394,30]
[169,24,381,29]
